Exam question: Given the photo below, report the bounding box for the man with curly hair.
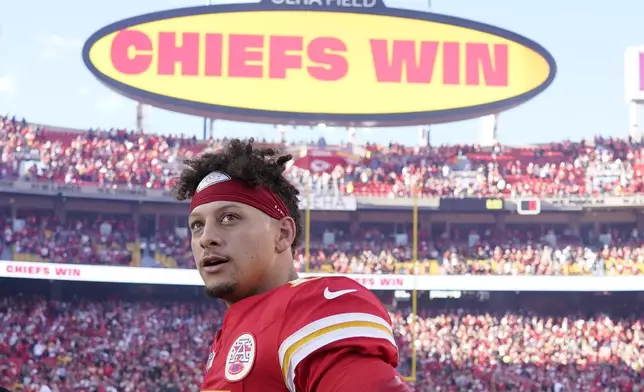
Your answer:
[173,138,411,392]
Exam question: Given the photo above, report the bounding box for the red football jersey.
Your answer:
[200,276,400,392]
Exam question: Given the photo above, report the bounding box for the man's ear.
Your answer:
[275,217,296,254]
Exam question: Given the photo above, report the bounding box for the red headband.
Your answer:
[190,171,289,220]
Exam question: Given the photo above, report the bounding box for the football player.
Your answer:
[173,138,412,392]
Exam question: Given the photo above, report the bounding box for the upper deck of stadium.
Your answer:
[4,114,643,200]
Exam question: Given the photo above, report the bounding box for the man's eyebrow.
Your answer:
[189,203,243,220]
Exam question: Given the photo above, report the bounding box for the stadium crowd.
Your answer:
[2,115,644,392]
[4,215,135,266]
[2,115,644,198]
[5,213,644,276]
[1,287,643,392]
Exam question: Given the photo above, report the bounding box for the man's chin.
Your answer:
[203,280,237,299]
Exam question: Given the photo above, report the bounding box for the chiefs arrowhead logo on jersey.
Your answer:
[225,333,256,382]
[206,350,216,371]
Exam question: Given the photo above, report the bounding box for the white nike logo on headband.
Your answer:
[196,171,232,193]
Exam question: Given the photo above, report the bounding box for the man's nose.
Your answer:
[198,221,224,249]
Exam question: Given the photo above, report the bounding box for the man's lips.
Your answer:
[200,255,229,273]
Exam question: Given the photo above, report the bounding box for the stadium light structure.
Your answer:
[625,47,644,141]
[347,127,356,144]
[275,124,286,143]
[203,0,214,141]
[136,102,144,132]
[420,0,432,149]
[480,113,499,146]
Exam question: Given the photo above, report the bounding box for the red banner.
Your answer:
[293,149,349,173]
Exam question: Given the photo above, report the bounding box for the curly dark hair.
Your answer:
[172,138,302,253]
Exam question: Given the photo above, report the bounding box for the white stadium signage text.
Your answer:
[2,260,643,292]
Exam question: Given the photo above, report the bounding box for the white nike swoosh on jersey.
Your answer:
[323,287,357,300]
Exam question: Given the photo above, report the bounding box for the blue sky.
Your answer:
[0,0,642,146]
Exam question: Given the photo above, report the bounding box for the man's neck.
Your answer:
[224,265,299,307]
